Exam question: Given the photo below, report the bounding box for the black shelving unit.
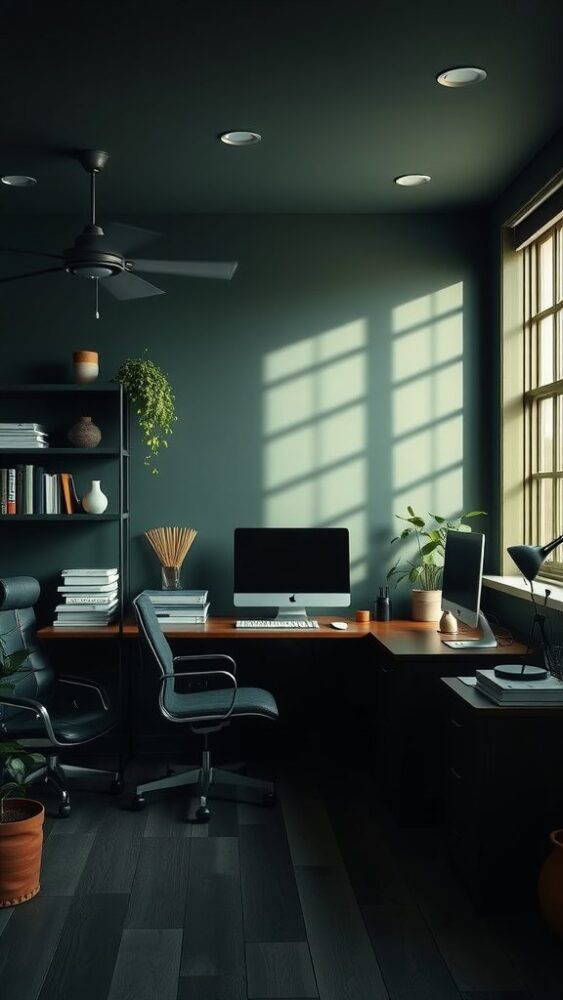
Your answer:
[0,383,130,627]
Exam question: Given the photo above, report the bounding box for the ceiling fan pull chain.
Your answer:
[95,276,100,319]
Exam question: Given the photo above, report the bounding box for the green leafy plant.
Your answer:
[387,507,486,591]
[0,631,43,822]
[113,352,177,474]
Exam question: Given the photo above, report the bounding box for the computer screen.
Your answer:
[441,530,485,628]
[234,527,350,617]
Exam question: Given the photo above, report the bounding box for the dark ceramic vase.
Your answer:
[67,416,102,448]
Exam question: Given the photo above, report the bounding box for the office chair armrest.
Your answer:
[0,693,61,746]
[159,669,237,722]
[57,676,110,711]
[173,652,237,676]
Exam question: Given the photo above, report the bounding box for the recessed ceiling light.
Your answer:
[394,174,431,187]
[1,175,37,187]
[219,131,262,146]
[436,66,487,88]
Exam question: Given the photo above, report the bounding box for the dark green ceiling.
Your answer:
[0,0,562,214]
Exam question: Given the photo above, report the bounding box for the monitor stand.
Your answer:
[441,610,498,649]
[275,607,309,621]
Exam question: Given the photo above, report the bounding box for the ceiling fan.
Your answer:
[0,149,238,318]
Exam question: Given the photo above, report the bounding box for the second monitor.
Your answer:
[234,527,351,620]
[440,529,497,648]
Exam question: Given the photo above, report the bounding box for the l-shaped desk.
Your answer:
[39,616,528,824]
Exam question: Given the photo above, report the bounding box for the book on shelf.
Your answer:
[0,423,47,432]
[475,668,563,704]
[59,573,118,587]
[146,589,208,605]
[58,581,119,593]
[64,593,118,605]
[62,568,118,577]
[52,621,115,628]
[55,601,119,614]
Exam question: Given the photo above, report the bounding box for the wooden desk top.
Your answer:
[369,620,527,658]
[37,616,528,658]
[442,676,563,716]
[37,616,372,641]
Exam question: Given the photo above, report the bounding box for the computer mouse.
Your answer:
[330,621,348,630]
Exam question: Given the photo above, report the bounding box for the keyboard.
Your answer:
[235,619,320,630]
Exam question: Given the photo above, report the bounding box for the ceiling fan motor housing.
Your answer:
[65,226,124,278]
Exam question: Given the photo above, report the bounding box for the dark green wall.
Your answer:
[0,213,490,622]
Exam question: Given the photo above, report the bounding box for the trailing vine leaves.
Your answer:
[113,353,177,474]
[387,506,486,591]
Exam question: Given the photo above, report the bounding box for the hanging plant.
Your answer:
[113,353,176,473]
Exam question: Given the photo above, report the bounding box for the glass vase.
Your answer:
[161,566,182,590]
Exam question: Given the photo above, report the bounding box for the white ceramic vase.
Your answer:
[82,480,108,514]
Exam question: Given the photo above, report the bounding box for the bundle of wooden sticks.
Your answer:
[145,526,198,568]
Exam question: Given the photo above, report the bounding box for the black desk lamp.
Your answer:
[495,534,563,681]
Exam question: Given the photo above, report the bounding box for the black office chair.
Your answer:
[0,576,121,817]
[132,592,278,821]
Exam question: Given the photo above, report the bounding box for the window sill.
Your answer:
[483,575,563,613]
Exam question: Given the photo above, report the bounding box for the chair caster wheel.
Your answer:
[111,778,124,794]
[58,803,71,819]
[263,791,276,807]
[132,795,146,811]
[195,806,210,823]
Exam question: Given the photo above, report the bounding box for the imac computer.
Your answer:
[234,527,351,621]
[440,530,497,649]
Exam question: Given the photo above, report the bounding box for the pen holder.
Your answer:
[375,596,391,621]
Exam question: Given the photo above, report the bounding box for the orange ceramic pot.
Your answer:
[0,799,44,907]
[538,829,563,938]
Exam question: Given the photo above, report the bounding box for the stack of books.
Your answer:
[53,568,120,628]
[476,668,563,705]
[146,589,209,626]
[0,422,49,449]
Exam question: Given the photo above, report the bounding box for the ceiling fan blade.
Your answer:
[99,223,163,254]
[0,266,64,284]
[0,247,63,260]
[102,270,165,301]
[132,259,238,280]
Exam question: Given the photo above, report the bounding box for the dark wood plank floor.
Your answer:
[0,757,561,1000]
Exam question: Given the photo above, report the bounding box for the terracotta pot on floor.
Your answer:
[0,799,44,907]
[538,829,563,938]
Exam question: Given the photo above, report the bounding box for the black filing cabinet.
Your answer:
[442,678,563,911]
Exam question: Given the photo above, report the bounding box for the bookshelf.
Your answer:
[0,383,130,629]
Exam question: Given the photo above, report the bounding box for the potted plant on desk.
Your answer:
[0,637,45,908]
[387,507,486,622]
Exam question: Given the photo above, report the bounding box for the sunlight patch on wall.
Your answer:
[391,283,464,518]
[262,320,368,582]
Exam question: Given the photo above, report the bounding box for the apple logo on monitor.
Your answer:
[289,594,296,603]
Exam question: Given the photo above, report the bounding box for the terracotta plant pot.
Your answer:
[0,798,44,907]
[538,829,563,938]
[411,589,442,622]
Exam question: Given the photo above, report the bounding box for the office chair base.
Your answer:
[133,759,275,819]
[26,755,123,817]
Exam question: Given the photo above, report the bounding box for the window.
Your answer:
[503,220,563,579]
[522,219,563,578]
